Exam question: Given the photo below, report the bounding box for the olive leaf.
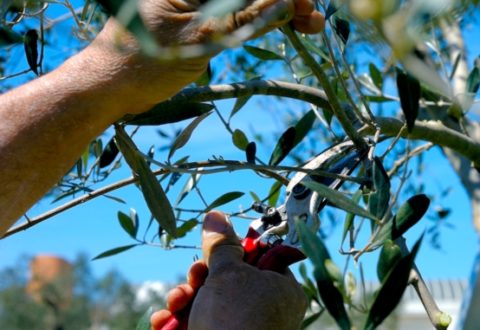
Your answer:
[230,95,251,119]
[269,127,296,166]
[176,219,199,238]
[297,222,351,330]
[205,191,244,212]
[341,190,362,244]
[369,63,383,90]
[303,181,378,221]
[246,141,256,164]
[365,235,423,330]
[135,307,153,330]
[232,129,249,150]
[269,110,316,166]
[115,125,176,237]
[244,45,284,61]
[396,69,421,132]
[268,180,283,206]
[376,239,402,282]
[466,66,479,94]
[368,157,391,219]
[0,26,23,46]
[372,194,430,249]
[176,172,202,205]
[99,137,120,168]
[93,244,138,260]
[333,17,350,47]
[118,210,137,238]
[24,29,38,75]
[168,111,212,160]
[124,101,214,126]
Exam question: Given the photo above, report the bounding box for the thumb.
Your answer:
[202,211,244,272]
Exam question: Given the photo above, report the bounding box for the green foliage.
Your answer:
[168,111,211,160]
[365,236,423,330]
[115,125,176,237]
[205,191,245,212]
[3,1,478,328]
[396,69,421,132]
[269,110,316,165]
[368,157,391,220]
[0,255,166,329]
[297,222,351,330]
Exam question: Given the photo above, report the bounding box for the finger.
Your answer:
[292,11,325,34]
[294,0,315,16]
[187,260,209,289]
[256,245,306,273]
[167,284,195,312]
[150,310,174,330]
[201,211,244,272]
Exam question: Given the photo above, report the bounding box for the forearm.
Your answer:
[0,26,185,234]
[0,50,113,233]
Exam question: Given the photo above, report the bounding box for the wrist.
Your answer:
[61,20,210,118]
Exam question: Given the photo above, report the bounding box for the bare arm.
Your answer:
[0,0,324,234]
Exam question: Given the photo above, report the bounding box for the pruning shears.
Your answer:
[161,140,368,330]
[241,140,369,272]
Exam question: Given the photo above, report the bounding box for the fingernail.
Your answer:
[203,211,230,234]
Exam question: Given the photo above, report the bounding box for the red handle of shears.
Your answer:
[241,227,306,272]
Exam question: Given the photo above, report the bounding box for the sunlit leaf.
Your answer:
[99,137,119,168]
[293,109,316,146]
[115,125,177,236]
[373,194,430,248]
[230,95,251,119]
[118,211,137,238]
[232,129,249,150]
[176,172,202,205]
[368,157,391,219]
[205,191,244,211]
[369,63,383,89]
[93,244,138,260]
[135,307,153,330]
[466,66,480,94]
[268,110,316,166]
[269,127,296,166]
[376,239,402,282]
[176,219,199,238]
[304,181,378,221]
[268,180,283,206]
[168,111,212,159]
[124,101,214,126]
[364,95,396,103]
[249,190,261,202]
[244,45,284,61]
[341,190,362,244]
[365,236,423,330]
[24,29,38,75]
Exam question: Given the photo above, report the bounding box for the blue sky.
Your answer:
[0,2,479,289]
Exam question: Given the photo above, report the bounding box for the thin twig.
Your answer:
[282,25,369,151]
[3,159,364,238]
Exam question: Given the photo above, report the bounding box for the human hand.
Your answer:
[150,210,308,330]
[74,0,325,117]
